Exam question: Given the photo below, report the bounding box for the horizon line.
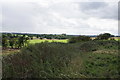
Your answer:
[0,31,119,36]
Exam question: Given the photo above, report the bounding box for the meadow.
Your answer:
[2,40,119,78]
[29,37,120,45]
[2,39,68,55]
[2,33,120,78]
[29,39,68,44]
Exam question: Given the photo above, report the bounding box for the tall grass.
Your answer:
[2,40,119,78]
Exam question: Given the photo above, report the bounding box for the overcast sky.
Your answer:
[1,0,119,35]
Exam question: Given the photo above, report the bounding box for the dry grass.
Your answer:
[91,37,120,41]
[2,49,20,55]
[93,49,118,55]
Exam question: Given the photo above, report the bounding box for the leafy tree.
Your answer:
[2,38,8,49]
[24,37,29,46]
[69,36,91,43]
[30,36,33,40]
[36,35,39,38]
[9,38,15,48]
[18,36,24,48]
[62,33,66,36]
[14,38,19,48]
[96,33,114,40]
[68,37,77,43]
[40,37,43,39]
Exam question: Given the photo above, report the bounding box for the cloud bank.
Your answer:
[1,0,118,35]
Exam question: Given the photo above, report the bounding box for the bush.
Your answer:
[79,41,99,52]
[69,36,91,43]
[95,40,118,49]
[2,40,119,78]
[95,33,114,40]
[2,43,74,78]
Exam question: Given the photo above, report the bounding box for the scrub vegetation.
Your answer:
[2,33,120,78]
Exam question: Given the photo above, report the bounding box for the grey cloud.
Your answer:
[118,2,120,20]
[79,2,118,20]
[0,4,2,31]
[1,1,118,35]
[79,2,107,10]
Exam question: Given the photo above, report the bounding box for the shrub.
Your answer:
[94,40,118,49]
[95,33,114,40]
[2,43,74,78]
[2,40,119,78]
[69,36,91,43]
[79,41,99,52]
[2,38,8,49]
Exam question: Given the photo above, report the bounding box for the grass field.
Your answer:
[29,39,68,44]
[115,38,120,41]
[29,37,120,44]
[2,40,119,78]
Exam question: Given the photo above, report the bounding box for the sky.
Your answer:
[0,0,119,35]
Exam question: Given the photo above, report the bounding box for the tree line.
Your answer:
[1,33,73,49]
[69,33,115,43]
[2,34,29,49]
[2,33,74,39]
[1,33,115,49]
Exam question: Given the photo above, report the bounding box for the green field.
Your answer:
[29,38,120,44]
[29,39,68,44]
[115,38,120,41]
[2,33,120,78]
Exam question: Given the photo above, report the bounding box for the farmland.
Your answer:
[2,39,68,55]
[29,39,68,44]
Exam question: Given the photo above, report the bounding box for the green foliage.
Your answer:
[81,53,119,78]
[94,40,118,50]
[2,37,8,48]
[95,33,114,40]
[2,33,29,49]
[2,32,119,78]
[79,41,99,52]
[9,38,16,48]
[69,36,91,43]
[3,42,75,78]
[2,40,119,78]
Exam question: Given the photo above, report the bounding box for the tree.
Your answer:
[62,33,66,36]
[68,37,77,43]
[24,37,29,46]
[36,35,39,38]
[14,38,19,48]
[9,38,15,48]
[18,36,24,48]
[30,36,33,40]
[69,36,91,43]
[2,38,8,49]
[96,33,114,40]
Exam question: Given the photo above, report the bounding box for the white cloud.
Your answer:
[0,4,2,31]
[1,0,118,35]
[86,18,118,34]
